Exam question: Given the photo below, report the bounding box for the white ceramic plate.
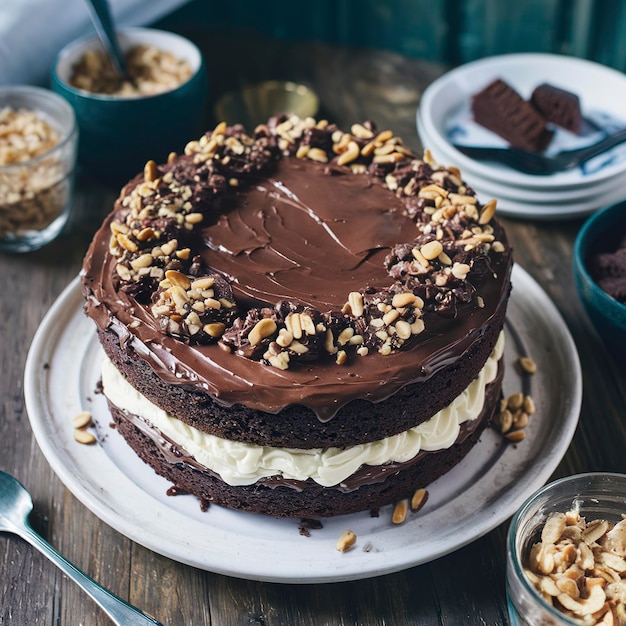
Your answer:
[418,116,626,203]
[418,117,626,220]
[24,267,581,583]
[462,168,626,206]
[418,53,626,190]
[472,183,626,221]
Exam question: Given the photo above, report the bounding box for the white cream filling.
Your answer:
[102,332,504,487]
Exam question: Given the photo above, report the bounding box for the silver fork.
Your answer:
[453,127,626,175]
[0,470,165,626]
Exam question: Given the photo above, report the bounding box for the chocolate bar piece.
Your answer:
[531,83,581,134]
[471,79,553,152]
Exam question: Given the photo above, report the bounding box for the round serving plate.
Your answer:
[24,266,581,583]
[417,53,626,191]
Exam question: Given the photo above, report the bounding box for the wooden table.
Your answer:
[1,34,625,625]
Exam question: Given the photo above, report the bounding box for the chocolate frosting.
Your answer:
[203,159,409,310]
[82,119,512,422]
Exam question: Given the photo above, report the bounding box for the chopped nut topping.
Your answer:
[519,356,538,375]
[107,115,510,370]
[73,429,96,445]
[72,410,95,445]
[72,410,93,429]
[410,488,429,512]
[392,499,409,524]
[497,388,536,442]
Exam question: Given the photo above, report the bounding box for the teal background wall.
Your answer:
[158,0,626,72]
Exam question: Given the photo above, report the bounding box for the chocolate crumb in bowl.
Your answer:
[574,202,626,369]
[588,234,626,305]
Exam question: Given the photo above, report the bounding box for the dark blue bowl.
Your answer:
[51,28,207,187]
[573,201,626,367]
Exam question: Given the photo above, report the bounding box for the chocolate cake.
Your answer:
[81,116,513,518]
[531,83,582,134]
[472,78,553,151]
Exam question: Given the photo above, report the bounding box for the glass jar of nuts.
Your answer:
[0,85,78,252]
[507,473,626,626]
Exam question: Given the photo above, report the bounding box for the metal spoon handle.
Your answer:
[15,522,164,626]
[83,0,128,77]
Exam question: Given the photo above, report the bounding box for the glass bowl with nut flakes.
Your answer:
[51,27,207,187]
[0,85,78,253]
[507,472,626,626]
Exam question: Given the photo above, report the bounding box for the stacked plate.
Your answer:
[417,53,626,220]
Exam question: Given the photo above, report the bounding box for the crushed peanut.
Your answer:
[519,356,538,375]
[72,410,95,445]
[524,510,626,625]
[392,499,409,524]
[108,115,510,371]
[72,410,92,429]
[336,530,357,552]
[410,488,429,512]
[498,390,536,442]
[0,107,71,238]
[69,44,192,96]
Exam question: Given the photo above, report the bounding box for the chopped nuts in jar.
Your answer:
[0,107,70,240]
[524,510,626,625]
[69,44,192,97]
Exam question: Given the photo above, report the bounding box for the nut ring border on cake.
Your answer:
[82,116,512,436]
[82,114,513,517]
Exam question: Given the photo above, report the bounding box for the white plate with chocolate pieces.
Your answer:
[417,53,626,219]
[23,265,581,583]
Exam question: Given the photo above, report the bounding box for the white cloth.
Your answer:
[0,0,189,86]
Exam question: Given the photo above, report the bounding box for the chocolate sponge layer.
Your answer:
[98,294,507,450]
[107,359,503,518]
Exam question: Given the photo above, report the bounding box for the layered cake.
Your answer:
[81,115,513,518]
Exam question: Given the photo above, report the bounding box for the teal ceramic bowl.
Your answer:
[573,201,626,367]
[51,27,207,187]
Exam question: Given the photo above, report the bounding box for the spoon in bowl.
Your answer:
[0,470,165,626]
[83,0,130,81]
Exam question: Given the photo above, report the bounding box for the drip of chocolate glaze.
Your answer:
[83,155,512,421]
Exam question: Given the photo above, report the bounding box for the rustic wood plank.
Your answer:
[1,32,626,626]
